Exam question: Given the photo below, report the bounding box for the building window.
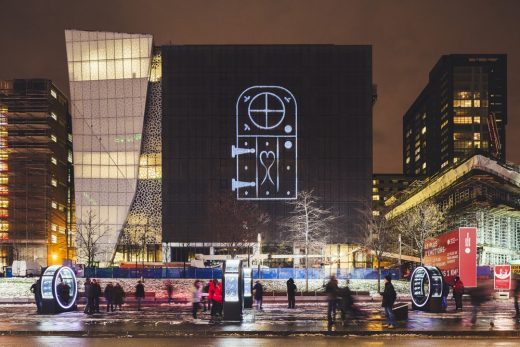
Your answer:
[50,89,57,99]
[474,116,481,124]
[67,150,73,163]
[50,112,58,121]
[372,187,379,193]
[441,119,449,128]
[51,201,57,209]
[51,178,58,187]
[51,224,57,232]
[51,234,58,244]
[50,134,57,142]
[454,116,472,124]
[68,133,73,142]
[422,162,427,169]
[372,195,380,201]
[441,160,449,168]
[473,133,481,141]
[405,157,410,164]
[51,157,57,165]
[421,126,427,134]
[372,210,380,216]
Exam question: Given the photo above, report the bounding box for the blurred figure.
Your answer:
[104,282,114,312]
[165,280,174,304]
[135,280,145,311]
[513,276,520,319]
[202,281,210,311]
[469,279,493,325]
[452,276,465,311]
[57,278,71,305]
[30,278,42,313]
[113,282,125,311]
[287,278,297,309]
[253,280,264,310]
[325,275,339,326]
[441,280,451,311]
[192,280,202,319]
[381,275,396,329]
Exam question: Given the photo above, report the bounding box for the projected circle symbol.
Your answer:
[248,92,286,129]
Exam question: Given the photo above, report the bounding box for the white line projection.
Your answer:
[232,86,297,200]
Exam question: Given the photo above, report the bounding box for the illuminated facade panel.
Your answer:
[65,30,153,264]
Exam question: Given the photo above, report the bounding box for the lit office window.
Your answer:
[51,224,58,232]
[372,195,380,201]
[51,234,58,244]
[51,178,58,187]
[50,89,57,98]
[51,157,57,165]
[50,112,58,121]
[421,126,427,134]
[50,134,57,142]
[51,201,58,209]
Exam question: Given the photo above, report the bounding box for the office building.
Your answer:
[403,54,507,177]
[0,79,74,269]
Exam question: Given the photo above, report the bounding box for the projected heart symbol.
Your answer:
[259,151,276,186]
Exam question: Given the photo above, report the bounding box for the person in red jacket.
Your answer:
[209,279,223,317]
[452,276,464,310]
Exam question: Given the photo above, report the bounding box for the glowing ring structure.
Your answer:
[41,265,78,310]
[410,266,431,308]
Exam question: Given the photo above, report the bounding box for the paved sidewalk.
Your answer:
[0,300,518,338]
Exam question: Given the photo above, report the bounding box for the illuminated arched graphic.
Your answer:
[232,86,297,200]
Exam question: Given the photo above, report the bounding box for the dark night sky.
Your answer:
[1,0,519,173]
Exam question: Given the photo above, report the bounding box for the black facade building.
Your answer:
[162,45,373,246]
[372,173,415,215]
[403,54,507,177]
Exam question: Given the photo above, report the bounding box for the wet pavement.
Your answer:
[1,337,520,347]
[0,300,519,337]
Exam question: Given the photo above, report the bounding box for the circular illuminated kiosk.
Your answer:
[40,265,78,313]
[410,265,444,312]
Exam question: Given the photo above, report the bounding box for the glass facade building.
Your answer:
[403,54,507,177]
[65,30,153,264]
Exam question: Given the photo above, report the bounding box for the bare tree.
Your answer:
[211,193,271,259]
[281,190,339,292]
[76,209,109,267]
[362,209,397,292]
[395,199,446,264]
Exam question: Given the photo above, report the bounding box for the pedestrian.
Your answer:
[325,275,339,326]
[441,280,450,311]
[287,278,297,309]
[30,278,42,313]
[192,280,202,319]
[92,279,101,313]
[84,278,94,315]
[135,280,145,311]
[209,279,223,318]
[202,281,210,311]
[513,276,520,319]
[104,282,115,312]
[113,282,125,311]
[339,281,357,324]
[165,280,174,304]
[57,278,71,305]
[469,279,493,325]
[452,276,465,311]
[381,275,397,329]
[253,280,264,310]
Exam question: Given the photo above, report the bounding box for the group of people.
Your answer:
[84,278,125,314]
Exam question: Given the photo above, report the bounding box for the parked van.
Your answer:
[11,260,41,277]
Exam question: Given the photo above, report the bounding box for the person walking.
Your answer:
[30,278,42,313]
[192,280,202,319]
[441,280,451,311]
[113,282,125,311]
[92,279,101,313]
[135,280,145,311]
[470,279,493,325]
[325,275,339,326]
[104,282,115,312]
[165,280,174,304]
[452,276,465,311]
[84,278,94,315]
[381,275,397,329]
[287,278,297,309]
[253,280,264,310]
